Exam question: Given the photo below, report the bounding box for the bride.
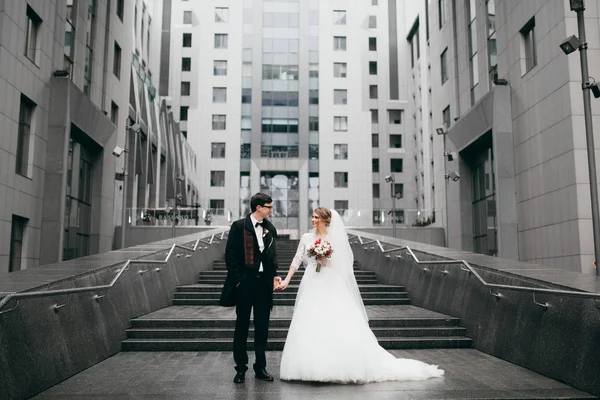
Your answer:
[277,207,444,383]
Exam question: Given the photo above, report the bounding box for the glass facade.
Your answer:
[472,145,497,256]
[260,171,299,228]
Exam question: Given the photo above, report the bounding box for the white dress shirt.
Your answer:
[250,215,264,272]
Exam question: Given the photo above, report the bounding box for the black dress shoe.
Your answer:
[254,368,274,381]
[233,371,245,383]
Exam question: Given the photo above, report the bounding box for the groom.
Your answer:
[220,193,281,383]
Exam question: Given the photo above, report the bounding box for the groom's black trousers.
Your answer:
[234,272,272,373]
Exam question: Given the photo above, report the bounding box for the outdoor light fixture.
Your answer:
[112,146,125,157]
[560,35,581,55]
[127,122,142,133]
[436,127,446,135]
[569,0,585,12]
[446,171,460,182]
[384,175,394,183]
[493,78,508,86]
[445,152,457,162]
[53,69,70,77]
[590,82,600,98]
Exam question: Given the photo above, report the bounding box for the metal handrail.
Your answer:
[350,235,600,307]
[0,232,229,315]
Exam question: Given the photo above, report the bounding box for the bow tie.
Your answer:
[255,221,264,228]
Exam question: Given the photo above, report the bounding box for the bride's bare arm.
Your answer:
[279,266,296,290]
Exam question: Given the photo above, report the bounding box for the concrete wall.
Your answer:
[115,225,213,248]
[351,232,600,397]
[0,231,226,400]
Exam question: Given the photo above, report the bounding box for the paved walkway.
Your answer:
[33,348,594,399]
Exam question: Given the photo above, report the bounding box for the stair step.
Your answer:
[130,317,463,329]
[176,284,407,293]
[171,298,411,306]
[121,336,473,351]
[173,291,409,300]
[125,326,467,339]
[196,278,379,285]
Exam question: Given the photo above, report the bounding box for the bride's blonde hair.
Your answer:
[314,207,332,226]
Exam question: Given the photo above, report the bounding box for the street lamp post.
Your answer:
[563,0,600,275]
[385,175,396,238]
[120,140,129,250]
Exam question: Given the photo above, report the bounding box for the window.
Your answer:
[242,88,252,104]
[211,171,225,187]
[334,62,347,78]
[9,216,27,272]
[183,33,192,47]
[309,144,319,160]
[309,117,319,131]
[334,36,347,51]
[334,200,349,215]
[116,0,124,20]
[64,0,75,75]
[16,95,35,176]
[181,81,191,96]
[111,41,122,79]
[369,85,378,99]
[309,90,319,105]
[487,0,497,86]
[334,89,348,105]
[408,28,419,68]
[110,101,119,125]
[373,184,380,198]
[309,63,319,78]
[371,109,379,124]
[334,144,348,160]
[83,0,96,96]
[210,199,225,215]
[440,47,449,84]
[213,60,227,75]
[212,114,226,130]
[393,183,404,198]
[333,10,346,25]
[389,110,403,124]
[334,172,348,188]
[213,87,226,103]
[25,6,41,63]
[215,7,229,22]
[467,0,478,104]
[181,131,187,139]
[241,116,252,130]
[215,34,228,49]
[183,10,192,24]
[241,144,251,159]
[372,0,378,5]
[389,134,402,148]
[369,37,377,51]
[369,61,378,75]
[331,116,347,132]
[180,106,189,121]
[182,57,191,71]
[439,0,447,28]
[372,134,379,148]
[442,105,451,128]
[521,17,536,74]
[391,158,403,172]
[369,15,377,29]
[372,158,379,172]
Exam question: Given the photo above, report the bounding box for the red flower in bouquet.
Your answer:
[307,239,333,273]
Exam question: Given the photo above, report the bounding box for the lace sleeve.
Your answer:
[290,234,306,269]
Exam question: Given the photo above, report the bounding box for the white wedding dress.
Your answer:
[279,211,444,383]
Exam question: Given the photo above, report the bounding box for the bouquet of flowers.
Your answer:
[307,238,333,273]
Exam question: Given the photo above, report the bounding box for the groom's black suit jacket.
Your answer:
[219,215,278,307]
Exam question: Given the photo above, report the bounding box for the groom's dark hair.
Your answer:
[250,193,273,213]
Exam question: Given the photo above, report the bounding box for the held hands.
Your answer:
[274,277,289,291]
[273,276,282,291]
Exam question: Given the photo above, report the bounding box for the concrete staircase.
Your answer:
[122,239,473,351]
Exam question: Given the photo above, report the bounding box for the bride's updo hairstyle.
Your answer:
[314,207,332,227]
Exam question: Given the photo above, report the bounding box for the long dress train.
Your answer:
[279,231,444,383]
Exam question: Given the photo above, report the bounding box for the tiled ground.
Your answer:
[33,349,595,400]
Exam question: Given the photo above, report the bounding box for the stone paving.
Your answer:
[33,349,595,400]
